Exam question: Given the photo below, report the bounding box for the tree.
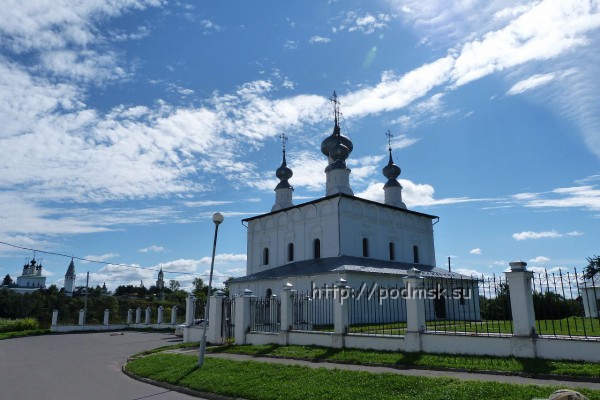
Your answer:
[2,274,12,286]
[583,255,600,280]
[169,280,180,292]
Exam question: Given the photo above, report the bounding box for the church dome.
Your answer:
[275,152,293,189]
[321,124,353,157]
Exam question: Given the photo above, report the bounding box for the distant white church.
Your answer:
[6,258,48,294]
[228,93,472,321]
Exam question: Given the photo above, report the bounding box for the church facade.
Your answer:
[228,93,478,322]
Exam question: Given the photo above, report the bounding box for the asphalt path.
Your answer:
[0,332,201,400]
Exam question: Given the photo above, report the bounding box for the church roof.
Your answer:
[229,255,467,284]
[243,192,438,223]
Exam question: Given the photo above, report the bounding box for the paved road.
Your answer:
[0,332,201,400]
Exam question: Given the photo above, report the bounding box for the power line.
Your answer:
[0,240,236,280]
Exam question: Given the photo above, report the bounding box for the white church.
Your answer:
[228,93,476,321]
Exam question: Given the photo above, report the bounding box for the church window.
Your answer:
[313,239,321,259]
[287,243,294,262]
[266,288,272,298]
[263,247,269,265]
[389,242,395,261]
[413,245,419,264]
[362,238,369,257]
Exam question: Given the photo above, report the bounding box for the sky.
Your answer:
[0,0,599,292]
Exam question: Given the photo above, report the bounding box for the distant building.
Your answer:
[64,258,76,297]
[156,267,164,290]
[10,259,47,294]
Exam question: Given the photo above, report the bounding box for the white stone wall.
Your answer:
[245,195,436,276]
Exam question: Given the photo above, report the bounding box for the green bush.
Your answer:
[0,317,40,333]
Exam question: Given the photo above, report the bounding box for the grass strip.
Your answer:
[0,329,50,340]
[208,344,600,378]
[126,353,600,400]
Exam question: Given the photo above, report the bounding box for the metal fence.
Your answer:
[424,275,513,336]
[250,297,280,333]
[532,269,600,339]
[222,297,235,342]
[348,286,407,335]
[292,292,334,331]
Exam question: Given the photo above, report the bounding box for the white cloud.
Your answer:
[511,230,582,240]
[469,248,482,255]
[513,185,600,211]
[138,245,164,253]
[336,12,392,35]
[309,36,330,44]
[529,256,551,263]
[506,69,576,95]
[81,253,119,264]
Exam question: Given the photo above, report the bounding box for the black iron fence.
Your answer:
[424,274,513,336]
[222,297,235,342]
[348,286,406,335]
[532,269,600,339]
[292,292,334,331]
[250,297,280,333]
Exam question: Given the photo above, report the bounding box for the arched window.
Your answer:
[389,242,395,261]
[413,245,419,264]
[287,243,294,262]
[263,247,269,265]
[266,288,272,298]
[313,239,321,259]
[362,238,369,257]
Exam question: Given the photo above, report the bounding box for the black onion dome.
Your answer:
[321,124,353,157]
[275,152,293,189]
[383,151,401,187]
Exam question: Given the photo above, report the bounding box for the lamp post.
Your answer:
[198,212,224,368]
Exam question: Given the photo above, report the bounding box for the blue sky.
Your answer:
[1,0,599,291]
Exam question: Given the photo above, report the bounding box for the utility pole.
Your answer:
[84,271,89,324]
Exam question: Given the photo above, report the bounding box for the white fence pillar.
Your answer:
[505,261,537,337]
[185,294,195,326]
[51,310,58,326]
[145,307,151,325]
[207,290,226,344]
[127,309,133,325]
[135,307,142,324]
[171,306,178,325]
[157,306,164,324]
[403,268,426,352]
[78,309,85,326]
[103,309,110,325]
[234,289,255,345]
[279,284,295,332]
[333,279,349,334]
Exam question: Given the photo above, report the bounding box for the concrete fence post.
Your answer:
[52,310,58,326]
[234,289,255,345]
[171,306,178,325]
[403,268,426,352]
[207,290,226,344]
[279,283,295,332]
[78,309,85,326]
[135,307,142,324]
[145,307,152,325]
[332,279,349,348]
[103,309,110,325]
[185,294,195,327]
[505,261,537,337]
[127,309,133,325]
[157,306,164,325]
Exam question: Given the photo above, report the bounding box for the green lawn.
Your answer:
[125,353,600,400]
[208,344,600,378]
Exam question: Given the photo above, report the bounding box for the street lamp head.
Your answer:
[212,212,224,225]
